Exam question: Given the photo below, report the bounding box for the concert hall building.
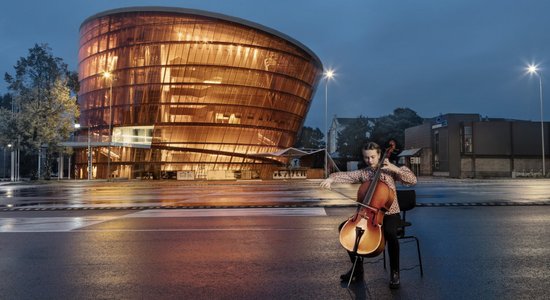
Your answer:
[75,7,323,179]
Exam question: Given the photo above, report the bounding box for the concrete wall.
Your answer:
[460,157,546,178]
[513,158,547,176]
[473,158,511,178]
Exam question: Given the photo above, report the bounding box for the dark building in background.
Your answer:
[404,113,549,178]
[75,7,323,179]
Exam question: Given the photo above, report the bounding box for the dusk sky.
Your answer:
[1,0,549,130]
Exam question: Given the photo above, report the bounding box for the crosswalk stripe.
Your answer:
[0,216,118,232]
[0,208,327,232]
[123,207,327,218]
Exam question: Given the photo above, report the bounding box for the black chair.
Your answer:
[383,189,424,276]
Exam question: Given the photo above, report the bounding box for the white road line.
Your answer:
[74,227,335,232]
[123,207,327,218]
[0,216,118,232]
[0,208,327,232]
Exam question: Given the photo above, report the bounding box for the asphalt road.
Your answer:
[0,178,549,299]
[0,205,549,299]
[1,178,550,209]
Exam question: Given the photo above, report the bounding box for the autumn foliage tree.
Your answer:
[1,44,79,179]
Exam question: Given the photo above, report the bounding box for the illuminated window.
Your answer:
[461,125,473,153]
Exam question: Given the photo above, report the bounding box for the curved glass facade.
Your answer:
[75,7,323,179]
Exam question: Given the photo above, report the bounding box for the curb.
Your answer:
[1,201,549,211]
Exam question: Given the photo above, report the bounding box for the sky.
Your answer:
[1,0,550,130]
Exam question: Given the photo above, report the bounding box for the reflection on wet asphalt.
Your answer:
[0,178,549,209]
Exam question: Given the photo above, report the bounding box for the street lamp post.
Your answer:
[2,146,5,179]
[75,123,92,180]
[10,93,20,182]
[527,64,546,177]
[103,71,114,180]
[4,144,11,179]
[9,143,15,182]
[324,69,335,178]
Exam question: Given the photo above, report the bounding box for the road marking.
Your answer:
[73,227,336,232]
[123,207,327,218]
[0,216,118,232]
[0,208,327,232]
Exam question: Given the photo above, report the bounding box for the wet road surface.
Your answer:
[1,178,549,210]
[0,178,549,299]
[0,206,548,299]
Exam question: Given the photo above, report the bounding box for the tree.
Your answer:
[370,108,423,149]
[336,115,372,161]
[0,93,13,110]
[66,71,80,95]
[294,126,324,149]
[1,43,79,179]
[0,94,15,146]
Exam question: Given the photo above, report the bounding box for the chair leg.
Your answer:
[413,236,424,276]
[399,236,424,277]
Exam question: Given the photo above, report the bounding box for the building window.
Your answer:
[461,125,473,153]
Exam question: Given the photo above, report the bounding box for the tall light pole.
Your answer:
[103,71,114,180]
[75,123,92,180]
[527,64,546,177]
[11,92,20,182]
[2,146,5,179]
[324,69,335,178]
[4,144,11,179]
[9,143,16,182]
[7,144,12,181]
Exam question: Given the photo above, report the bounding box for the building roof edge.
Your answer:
[80,6,323,68]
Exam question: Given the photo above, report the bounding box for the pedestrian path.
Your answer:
[0,207,327,233]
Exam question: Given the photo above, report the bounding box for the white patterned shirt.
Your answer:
[328,166,417,214]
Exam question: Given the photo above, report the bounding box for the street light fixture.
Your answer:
[324,69,335,178]
[103,71,114,180]
[526,64,546,177]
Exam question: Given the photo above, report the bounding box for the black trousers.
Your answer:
[339,213,400,273]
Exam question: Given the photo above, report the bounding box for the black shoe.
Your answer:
[389,271,400,289]
[340,264,364,282]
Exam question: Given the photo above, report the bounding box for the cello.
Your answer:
[339,141,396,257]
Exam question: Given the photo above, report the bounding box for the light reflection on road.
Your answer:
[0,178,549,209]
